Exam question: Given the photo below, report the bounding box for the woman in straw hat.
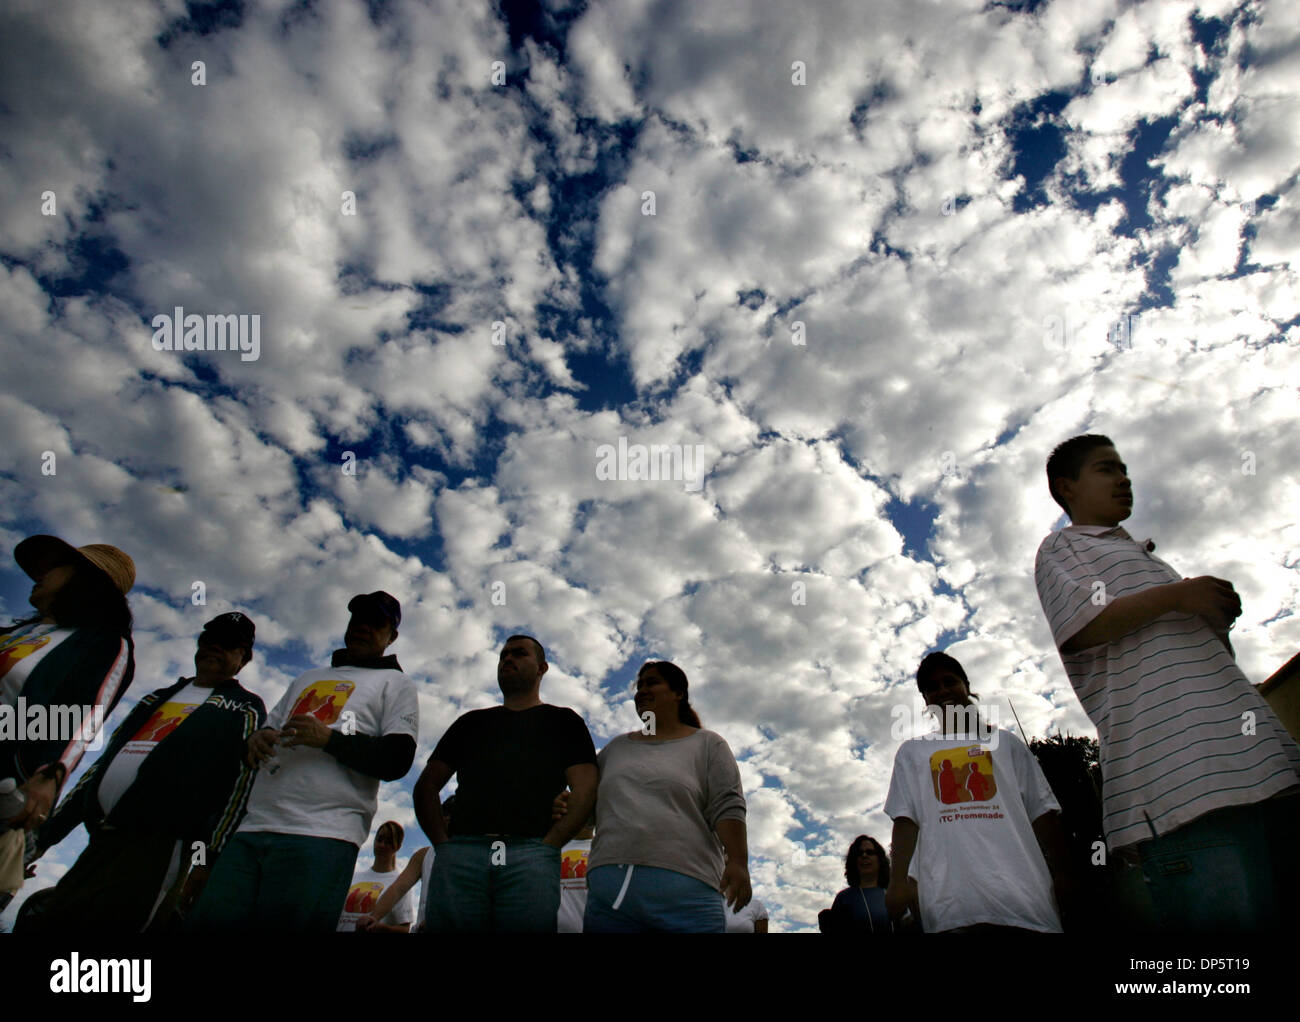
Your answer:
[0,535,136,909]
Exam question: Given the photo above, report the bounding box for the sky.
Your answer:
[1,0,1298,933]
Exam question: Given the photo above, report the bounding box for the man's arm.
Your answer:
[715,816,751,911]
[1031,810,1075,927]
[885,817,919,919]
[414,759,454,845]
[542,763,596,848]
[357,848,425,933]
[1062,577,1240,653]
[320,731,416,781]
[283,713,415,781]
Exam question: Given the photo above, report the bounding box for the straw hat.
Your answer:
[14,535,135,595]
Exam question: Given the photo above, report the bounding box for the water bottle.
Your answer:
[0,777,26,830]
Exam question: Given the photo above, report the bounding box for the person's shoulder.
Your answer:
[67,625,133,654]
[455,705,502,725]
[993,726,1029,752]
[225,680,267,711]
[1035,528,1075,557]
[544,704,592,728]
[696,728,732,750]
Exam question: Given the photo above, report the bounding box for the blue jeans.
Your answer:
[1137,792,1300,931]
[424,836,559,933]
[584,864,726,933]
[188,831,358,933]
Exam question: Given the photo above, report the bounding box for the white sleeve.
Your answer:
[380,674,420,740]
[884,743,918,823]
[1035,533,1106,650]
[266,675,305,729]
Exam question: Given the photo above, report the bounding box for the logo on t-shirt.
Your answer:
[0,631,52,681]
[930,746,997,804]
[288,679,356,725]
[560,846,589,888]
[344,880,385,914]
[131,698,203,745]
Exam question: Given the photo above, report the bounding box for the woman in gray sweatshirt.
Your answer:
[584,661,750,932]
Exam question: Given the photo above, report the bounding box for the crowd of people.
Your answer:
[1,433,1297,933]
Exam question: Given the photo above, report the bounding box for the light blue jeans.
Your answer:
[584,863,726,932]
[423,836,560,933]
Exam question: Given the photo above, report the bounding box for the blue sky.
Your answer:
[2,0,1298,931]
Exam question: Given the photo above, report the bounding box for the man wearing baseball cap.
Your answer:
[191,592,419,932]
[19,612,265,933]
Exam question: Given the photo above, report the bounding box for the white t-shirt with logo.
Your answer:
[236,665,420,847]
[558,837,591,933]
[96,682,206,816]
[885,727,1062,933]
[337,864,413,931]
[725,896,767,932]
[0,624,75,707]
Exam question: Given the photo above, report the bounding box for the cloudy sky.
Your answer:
[2,0,1297,932]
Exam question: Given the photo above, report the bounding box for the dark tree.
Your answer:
[1029,732,1107,931]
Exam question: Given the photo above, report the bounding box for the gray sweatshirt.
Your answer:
[588,730,747,889]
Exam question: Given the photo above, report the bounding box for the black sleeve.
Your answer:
[560,709,597,769]
[430,714,467,769]
[324,731,416,781]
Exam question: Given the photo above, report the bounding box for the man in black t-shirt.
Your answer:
[414,634,597,932]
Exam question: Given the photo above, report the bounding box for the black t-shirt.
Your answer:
[432,704,597,838]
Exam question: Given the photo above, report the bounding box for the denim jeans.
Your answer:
[188,831,358,933]
[1137,792,1299,932]
[424,836,560,933]
[584,863,726,933]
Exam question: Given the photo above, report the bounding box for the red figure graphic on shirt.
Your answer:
[966,763,992,801]
[131,702,199,744]
[289,680,355,726]
[937,760,971,804]
[0,633,52,682]
[345,881,384,913]
[930,747,997,805]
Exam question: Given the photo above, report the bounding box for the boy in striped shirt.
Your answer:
[1034,434,1300,931]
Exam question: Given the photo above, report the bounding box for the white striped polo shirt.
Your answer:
[1035,525,1300,850]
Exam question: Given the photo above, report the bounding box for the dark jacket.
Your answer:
[37,677,265,858]
[0,624,135,784]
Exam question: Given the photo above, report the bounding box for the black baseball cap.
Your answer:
[200,612,256,650]
[348,591,401,629]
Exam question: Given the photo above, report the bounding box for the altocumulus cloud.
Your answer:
[1,0,1297,931]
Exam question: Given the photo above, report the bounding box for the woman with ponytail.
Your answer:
[583,660,750,932]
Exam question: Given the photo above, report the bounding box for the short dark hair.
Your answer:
[845,835,890,888]
[916,651,968,695]
[505,634,546,665]
[1046,433,1115,516]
